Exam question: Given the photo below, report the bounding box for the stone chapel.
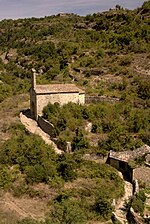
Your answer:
[30,73,85,120]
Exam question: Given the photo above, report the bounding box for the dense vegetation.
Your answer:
[0,125,124,223]
[125,190,147,217]
[43,101,150,153]
[0,1,150,223]
[0,1,150,102]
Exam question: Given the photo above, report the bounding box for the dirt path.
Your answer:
[20,112,62,154]
[114,175,133,224]
[3,200,34,220]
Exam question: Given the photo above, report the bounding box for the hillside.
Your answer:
[0,1,150,101]
[0,1,150,224]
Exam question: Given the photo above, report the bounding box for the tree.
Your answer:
[46,199,87,224]
[0,134,58,184]
[137,80,150,100]
[115,5,121,10]
[57,154,77,181]
[0,165,12,189]
[95,196,113,220]
[71,128,89,152]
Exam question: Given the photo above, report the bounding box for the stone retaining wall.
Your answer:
[37,116,56,138]
[85,96,120,104]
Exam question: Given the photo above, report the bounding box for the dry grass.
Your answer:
[0,182,58,223]
[0,94,29,147]
[0,191,50,223]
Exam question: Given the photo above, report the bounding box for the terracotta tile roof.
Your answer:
[109,145,150,162]
[35,84,84,94]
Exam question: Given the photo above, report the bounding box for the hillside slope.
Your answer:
[0,1,150,224]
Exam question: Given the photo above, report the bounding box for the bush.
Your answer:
[11,179,29,197]
[71,128,89,152]
[57,161,77,182]
[0,83,12,102]
[119,55,132,66]
[57,153,81,181]
[48,161,124,222]
[0,165,12,189]
[137,80,150,100]
[17,218,40,224]
[0,134,58,184]
[131,190,146,215]
[26,164,49,183]
[95,196,113,220]
[46,199,87,224]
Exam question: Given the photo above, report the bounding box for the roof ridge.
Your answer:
[35,83,84,94]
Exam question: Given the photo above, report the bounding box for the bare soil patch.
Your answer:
[0,191,50,223]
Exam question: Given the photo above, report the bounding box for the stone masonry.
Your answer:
[30,73,85,120]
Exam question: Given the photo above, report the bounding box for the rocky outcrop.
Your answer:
[74,22,96,30]
[0,49,18,64]
[5,49,18,61]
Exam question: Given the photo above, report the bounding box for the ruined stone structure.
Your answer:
[30,73,85,120]
[107,144,150,182]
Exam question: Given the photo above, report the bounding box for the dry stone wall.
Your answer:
[37,116,56,138]
[85,96,120,104]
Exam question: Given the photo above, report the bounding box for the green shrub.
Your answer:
[0,165,12,189]
[119,55,132,66]
[0,134,58,184]
[17,218,40,224]
[71,128,89,152]
[95,196,113,220]
[46,199,87,224]
[12,179,29,197]
[137,80,150,100]
[131,190,146,215]
[57,153,82,181]
[0,83,12,102]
